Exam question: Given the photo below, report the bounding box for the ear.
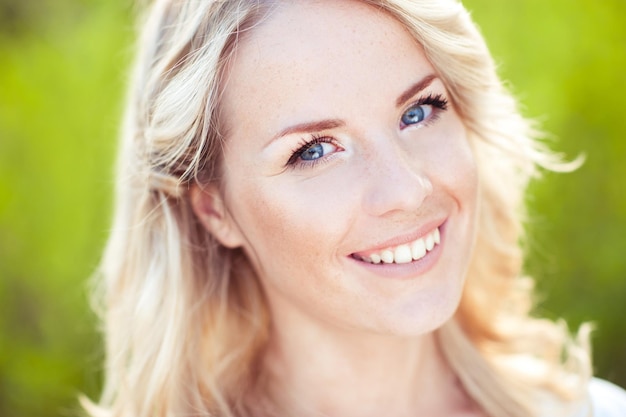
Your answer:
[190,183,244,248]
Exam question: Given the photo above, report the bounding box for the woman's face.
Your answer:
[203,0,478,336]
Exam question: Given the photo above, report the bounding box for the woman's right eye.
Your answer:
[287,136,342,167]
[300,142,335,161]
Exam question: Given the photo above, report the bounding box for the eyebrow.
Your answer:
[269,74,439,144]
[395,74,438,107]
[270,119,345,144]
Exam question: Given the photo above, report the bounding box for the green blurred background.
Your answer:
[0,0,624,416]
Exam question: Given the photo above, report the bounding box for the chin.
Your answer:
[364,288,463,338]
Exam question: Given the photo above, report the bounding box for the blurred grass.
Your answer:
[465,0,626,385]
[0,1,624,416]
[0,0,133,415]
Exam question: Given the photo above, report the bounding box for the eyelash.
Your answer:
[418,93,448,109]
[285,93,450,169]
[286,134,339,168]
[400,93,449,129]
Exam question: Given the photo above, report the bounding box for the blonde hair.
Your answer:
[85,1,591,416]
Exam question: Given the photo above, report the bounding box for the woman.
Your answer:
[85,0,626,416]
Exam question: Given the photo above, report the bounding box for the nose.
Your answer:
[361,139,433,217]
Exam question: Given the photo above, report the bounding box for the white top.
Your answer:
[538,378,626,417]
[588,378,626,417]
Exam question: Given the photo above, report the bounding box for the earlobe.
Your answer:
[190,183,244,248]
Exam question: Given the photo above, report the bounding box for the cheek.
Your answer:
[225,176,363,320]
[428,117,478,204]
[225,174,350,275]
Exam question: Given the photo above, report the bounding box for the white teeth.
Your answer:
[411,238,426,260]
[425,234,434,251]
[358,226,441,265]
[380,249,394,264]
[394,245,412,264]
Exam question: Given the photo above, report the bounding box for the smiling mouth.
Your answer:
[352,226,441,265]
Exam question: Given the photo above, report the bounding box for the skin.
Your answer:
[192,1,481,415]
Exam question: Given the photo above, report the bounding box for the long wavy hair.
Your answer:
[84,1,591,416]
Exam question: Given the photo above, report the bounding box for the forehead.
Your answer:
[220,0,434,136]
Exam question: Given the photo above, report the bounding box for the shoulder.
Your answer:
[588,378,626,417]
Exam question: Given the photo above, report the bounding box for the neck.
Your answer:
[258,312,475,417]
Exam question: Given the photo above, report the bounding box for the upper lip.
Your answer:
[350,217,446,256]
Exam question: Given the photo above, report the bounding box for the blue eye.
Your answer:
[401,103,433,126]
[287,136,341,167]
[300,142,329,161]
[400,94,449,128]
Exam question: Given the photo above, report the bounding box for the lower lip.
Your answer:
[348,222,446,280]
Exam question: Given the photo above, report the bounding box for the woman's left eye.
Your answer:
[400,94,448,128]
[401,103,433,126]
